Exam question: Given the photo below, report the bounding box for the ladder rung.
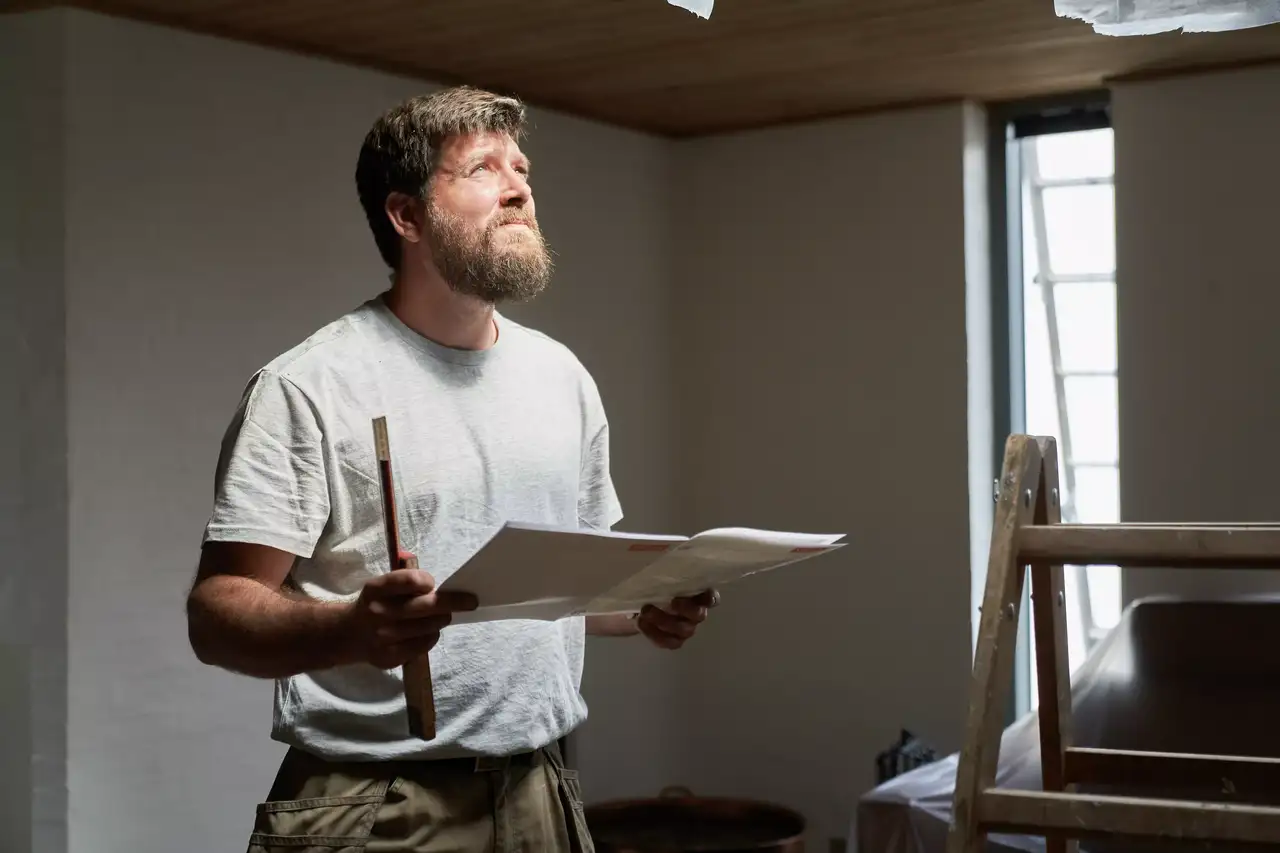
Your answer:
[1018,524,1280,568]
[978,789,1280,845]
[1065,747,1280,792]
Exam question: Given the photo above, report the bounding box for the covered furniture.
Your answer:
[855,595,1280,853]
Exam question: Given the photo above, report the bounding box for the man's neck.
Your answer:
[384,269,497,351]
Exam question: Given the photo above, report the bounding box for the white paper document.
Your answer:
[440,522,846,624]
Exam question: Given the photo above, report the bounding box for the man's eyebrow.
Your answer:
[446,148,530,176]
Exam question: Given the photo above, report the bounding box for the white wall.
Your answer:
[1,11,69,853]
[670,104,988,845]
[1114,65,1280,605]
[46,9,679,853]
[7,7,997,853]
[0,20,29,853]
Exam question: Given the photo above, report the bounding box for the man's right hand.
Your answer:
[341,558,479,669]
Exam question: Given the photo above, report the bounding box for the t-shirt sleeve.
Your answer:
[201,368,330,557]
[578,374,624,532]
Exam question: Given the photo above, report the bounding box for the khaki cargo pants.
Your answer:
[245,741,593,853]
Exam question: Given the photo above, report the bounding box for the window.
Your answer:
[1020,125,1122,704]
[991,98,1123,715]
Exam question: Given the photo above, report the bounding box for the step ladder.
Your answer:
[946,434,1280,853]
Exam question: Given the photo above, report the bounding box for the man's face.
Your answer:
[423,131,552,304]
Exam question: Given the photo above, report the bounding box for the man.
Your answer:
[185,85,715,853]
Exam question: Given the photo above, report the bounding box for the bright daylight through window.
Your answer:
[1018,126,1121,704]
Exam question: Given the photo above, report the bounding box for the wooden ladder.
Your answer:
[946,434,1280,853]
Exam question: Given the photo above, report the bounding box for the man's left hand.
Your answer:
[637,588,720,650]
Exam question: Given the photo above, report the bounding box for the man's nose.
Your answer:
[500,169,531,207]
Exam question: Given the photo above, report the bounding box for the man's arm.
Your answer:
[585,613,639,637]
[186,541,355,678]
[188,541,477,678]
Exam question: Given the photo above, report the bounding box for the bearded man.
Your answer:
[185,86,715,852]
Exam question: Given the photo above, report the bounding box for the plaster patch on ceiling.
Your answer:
[668,0,714,19]
[1056,0,1280,34]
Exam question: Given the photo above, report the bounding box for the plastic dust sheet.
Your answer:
[855,594,1280,853]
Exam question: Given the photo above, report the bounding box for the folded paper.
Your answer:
[439,521,846,624]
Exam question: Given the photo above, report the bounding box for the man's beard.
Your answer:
[425,204,553,305]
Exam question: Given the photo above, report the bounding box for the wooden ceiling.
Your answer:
[14,0,1280,135]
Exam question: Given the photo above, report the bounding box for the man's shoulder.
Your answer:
[259,299,382,385]
[501,317,609,420]
[501,316,593,379]
[222,299,386,423]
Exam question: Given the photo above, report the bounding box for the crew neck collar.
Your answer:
[369,293,505,367]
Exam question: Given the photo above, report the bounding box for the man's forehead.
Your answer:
[440,131,526,161]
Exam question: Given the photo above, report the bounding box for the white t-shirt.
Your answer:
[201,294,624,760]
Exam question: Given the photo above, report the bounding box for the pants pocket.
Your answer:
[553,768,595,853]
[247,793,390,852]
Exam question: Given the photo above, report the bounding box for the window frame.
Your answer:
[984,91,1113,724]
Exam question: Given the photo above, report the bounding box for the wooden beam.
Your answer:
[1065,747,1280,793]
[1018,524,1280,568]
[1028,437,1077,853]
[978,789,1280,846]
[946,435,1042,853]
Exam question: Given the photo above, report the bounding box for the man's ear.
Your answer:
[385,192,425,245]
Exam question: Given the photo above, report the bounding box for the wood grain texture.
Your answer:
[1065,747,1280,793]
[372,416,436,741]
[978,789,1280,846]
[946,434,1042,853]
[1028,437,1077,853]
[9,0,1280,134]
[399,554,437,742]
[1018,524,1280,568]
